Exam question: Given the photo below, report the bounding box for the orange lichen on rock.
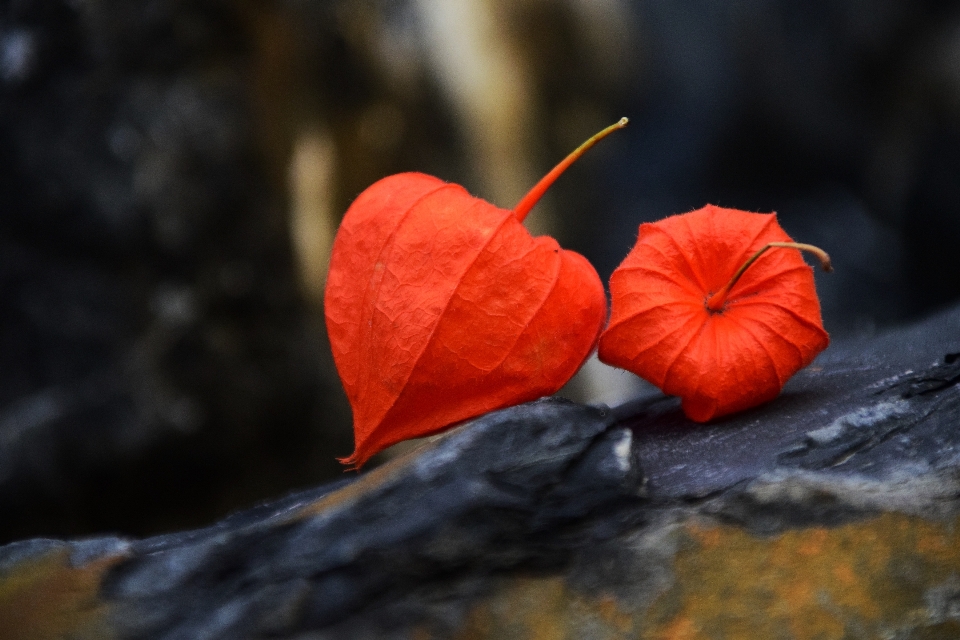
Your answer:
[0,549,123,640]
[440,513,960,640]
[644,513,960,640]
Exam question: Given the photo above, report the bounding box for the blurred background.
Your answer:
[1,0,959,543]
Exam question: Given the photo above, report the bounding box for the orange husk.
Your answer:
[598,205,830,422]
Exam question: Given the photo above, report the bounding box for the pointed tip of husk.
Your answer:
[337,453,364,471]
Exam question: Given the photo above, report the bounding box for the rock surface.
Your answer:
[2,302,959,639]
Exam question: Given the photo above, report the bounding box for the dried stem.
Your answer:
[513,117,628,222]
[706,242,832,311]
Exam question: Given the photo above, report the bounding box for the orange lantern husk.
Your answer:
[326,120,627,467]
[598,205,830,422]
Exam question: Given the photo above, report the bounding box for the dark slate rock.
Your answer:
[1,305,959,639]
[100,399,633,638]
[617,303,960,503]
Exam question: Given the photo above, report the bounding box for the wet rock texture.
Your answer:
[1,303,958,639]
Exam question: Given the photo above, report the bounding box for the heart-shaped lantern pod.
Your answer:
[598,205,832,422]
[326,120,626,467]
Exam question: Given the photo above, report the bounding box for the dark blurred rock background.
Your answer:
[0,0,356,542]
[1,0,959,543]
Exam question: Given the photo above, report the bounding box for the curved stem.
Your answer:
[706,242,832,311]
[513,117,628,222]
